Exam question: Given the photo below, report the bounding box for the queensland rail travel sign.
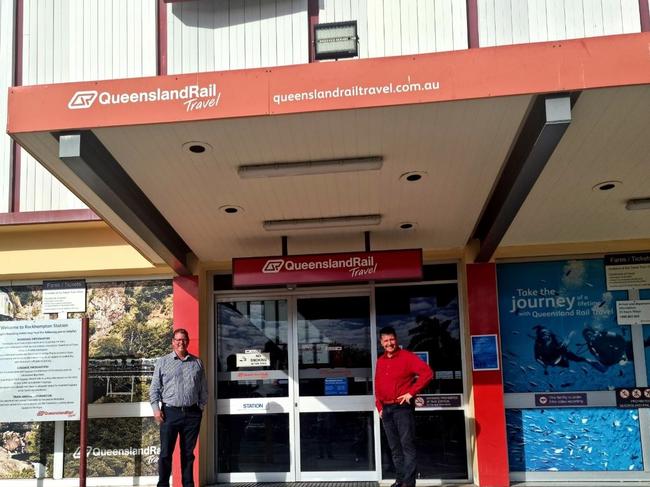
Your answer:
[233,249,422,287]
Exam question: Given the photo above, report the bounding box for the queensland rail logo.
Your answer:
[262,260,285,273]
[68,91,98,109]
[67,83,221,113]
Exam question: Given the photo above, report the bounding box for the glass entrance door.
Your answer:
[294,295,376,480]
[215,293,377,482]
[215,299,293,482]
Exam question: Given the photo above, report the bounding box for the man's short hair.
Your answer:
[379,326,396,338]
[173,328,190,340]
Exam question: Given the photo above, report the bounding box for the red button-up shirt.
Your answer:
[374,348,434,413]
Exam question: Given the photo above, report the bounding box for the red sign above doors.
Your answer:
[232,249,423,287]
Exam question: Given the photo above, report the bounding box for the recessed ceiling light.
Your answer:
[592,180,621,191]
[400,171,426,182]
[398,222,417,230]
[219,205,243,214]
[182,141,212,154]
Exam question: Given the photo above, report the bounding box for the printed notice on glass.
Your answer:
[605,253,650,291]
[616,300,650,325]
[42,279,87,314]
[0,319,81,422]
[236,352,270,367]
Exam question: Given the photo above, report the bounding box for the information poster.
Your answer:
[616,300,650,325]
[497,259,632,393]
[42,280,86,314]
[471,335,499,370]
[605,253,650,291]
[0,319,81,422]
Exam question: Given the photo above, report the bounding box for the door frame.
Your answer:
[292,292,378,481]
[213,287,380,483]
[210,276,473,485]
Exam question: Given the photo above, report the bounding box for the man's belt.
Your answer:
[163,403,200,412]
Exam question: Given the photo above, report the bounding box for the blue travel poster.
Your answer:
[497,259,633,393]
[506,408,643,471]
[471,335,499,370]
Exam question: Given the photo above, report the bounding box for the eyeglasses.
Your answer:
[173,338,189,343]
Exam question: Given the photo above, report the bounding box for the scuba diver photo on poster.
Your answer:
[497,259,647,472]
[498,259,635,393]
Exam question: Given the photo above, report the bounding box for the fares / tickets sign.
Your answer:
[605,253,650,290]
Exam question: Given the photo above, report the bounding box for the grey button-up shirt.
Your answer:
[150,351,208,412]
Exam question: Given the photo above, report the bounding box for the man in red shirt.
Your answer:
[375,326,433,487]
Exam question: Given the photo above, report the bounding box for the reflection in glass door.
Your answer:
[295,296,376,480]
[216,299,293,482]
[215,294,378,482]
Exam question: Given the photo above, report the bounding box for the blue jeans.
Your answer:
[382,404,417,486]
[158,405,202,487]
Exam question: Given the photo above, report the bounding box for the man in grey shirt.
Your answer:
[150,328,207,487]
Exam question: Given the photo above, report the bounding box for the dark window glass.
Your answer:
[381,411,468,480]
[422,264,457,281]
[297,296,372,396]
[217,414,290,472]
[300,412,375,471]
[376,284,463,394]
[213,274,233,291]
[216,300,289,399]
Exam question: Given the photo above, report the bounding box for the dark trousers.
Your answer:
[382,404,417,486]
[158,405,202,487]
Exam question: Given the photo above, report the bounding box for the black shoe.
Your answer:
[390,482,402,487]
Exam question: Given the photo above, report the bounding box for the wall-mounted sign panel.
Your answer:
[616,387,650,408]
[233,249,422,287]
[42,279,87,314]
[605,253,650,290]
[534,392,588,407]
[0,319,81,422]
[414,394,462,408]
[616,300,650,325]
[470,334,499,371]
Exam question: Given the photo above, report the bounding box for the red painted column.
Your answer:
[466,263,509,487]
[172,276,200,487]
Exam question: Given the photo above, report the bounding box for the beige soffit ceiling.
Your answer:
[91,95,532,261]
[502,85,650,247]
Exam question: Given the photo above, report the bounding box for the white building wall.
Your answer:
[19,0,157,212]
[0,0,13,213]
[168,0,309,74]
[478,0,641,47]
[320,0,468,58]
